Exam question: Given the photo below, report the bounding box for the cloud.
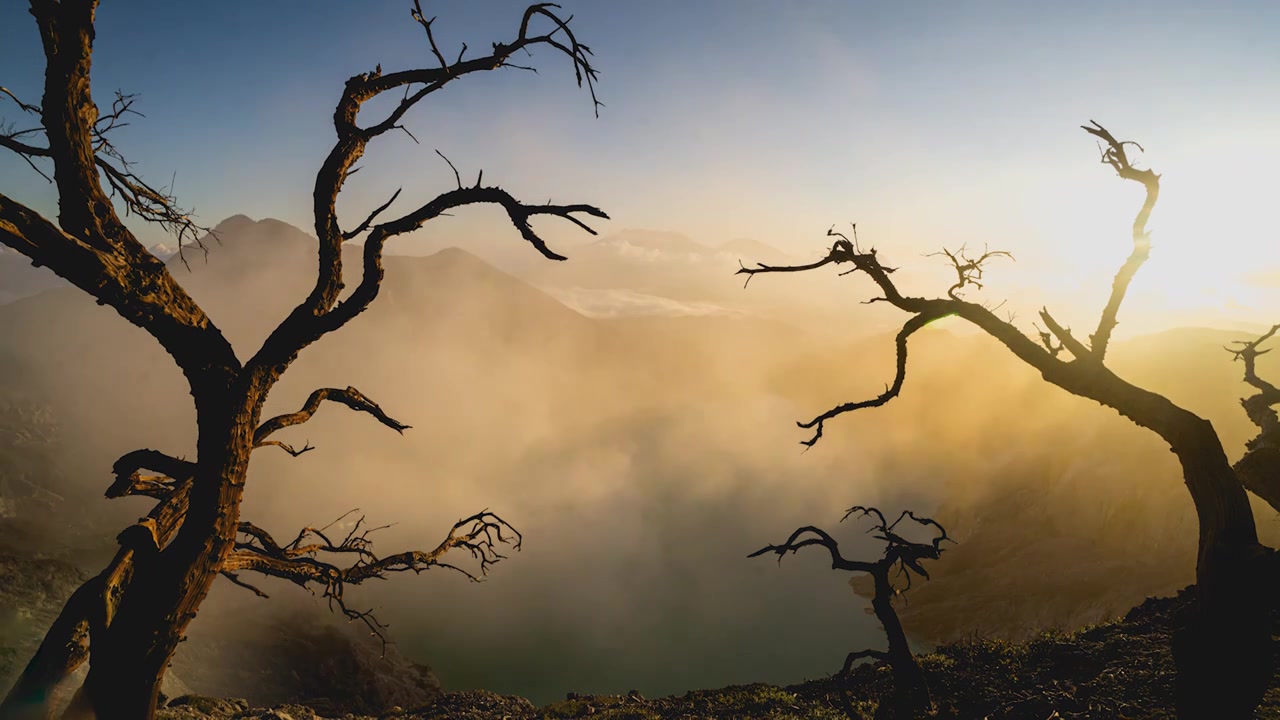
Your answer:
[545,287,745,318]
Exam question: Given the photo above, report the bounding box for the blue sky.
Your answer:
[3,1,1280,330]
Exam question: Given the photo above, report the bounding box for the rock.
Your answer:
[163,694,249,718]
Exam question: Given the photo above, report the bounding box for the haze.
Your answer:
[3,0,1280,709]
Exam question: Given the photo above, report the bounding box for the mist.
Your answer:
[2,214,1275,707]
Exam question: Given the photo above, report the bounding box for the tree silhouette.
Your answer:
[737,122,1279,719]
[0,1,605,717]
[750,507,952,719]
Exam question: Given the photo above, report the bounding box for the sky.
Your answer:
[3,0,1280,333]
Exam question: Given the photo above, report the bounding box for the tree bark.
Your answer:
[73,379,269,718]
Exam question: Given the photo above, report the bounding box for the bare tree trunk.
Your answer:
[1170,429,1275,720]
[3,3,604,716]
[75,385,265,718]
[869,573,929,719]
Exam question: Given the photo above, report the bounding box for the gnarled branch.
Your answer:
[734,123,1208,454]
[795,308,949,448]
[1229,324,1280,448]
[1228,324,1280,512]
[926,243,1014,300]
[752,506,950,716]
[249,3,605,376]
[748,525,875,573]
[254,386,410,450]
[223,510,521,651]
[1081,120,1161,360]
[106,448,196,499]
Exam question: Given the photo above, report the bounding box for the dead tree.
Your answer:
[1227,324,1280,510]
[0,2,606,718]
[751,507,951,719]
[736,122,1279,720]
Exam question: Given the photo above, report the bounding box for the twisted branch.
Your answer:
[1229,324,1280,447]
[752,506,951,715]
[254,386,410,453]
[223,510,521,651]
[1081,120,1161,360]
[734,122,1198,452]
[250,2,606,375]
[748,525,875,573]
[0,0,240,380]
[794,308,949,448]
[926,243,1014,299]
[1228,325,1280,512]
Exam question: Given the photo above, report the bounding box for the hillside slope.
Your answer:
[153,591,1280,719]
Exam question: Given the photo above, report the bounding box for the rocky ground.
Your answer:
[148,589,1280,720]
[0,550,441,716]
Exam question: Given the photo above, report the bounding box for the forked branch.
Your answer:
[251,2,607,374]
[752,506,951,716]
[735,122,1179,450]
[927,243,1014,300]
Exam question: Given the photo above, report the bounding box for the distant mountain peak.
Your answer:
[213,214,256,232]
[147,242,178,260]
